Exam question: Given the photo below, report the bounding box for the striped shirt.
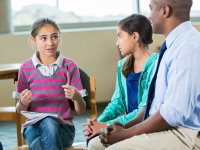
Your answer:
[17,56,83,123]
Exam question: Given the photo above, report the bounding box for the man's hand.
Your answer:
[99,121,127,146]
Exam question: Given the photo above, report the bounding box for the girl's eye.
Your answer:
[40,37,47,41]
[51,35,58,40]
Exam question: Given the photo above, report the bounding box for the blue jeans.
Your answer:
[23,117,75,150]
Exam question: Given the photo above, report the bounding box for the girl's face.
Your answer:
[116,26,135,56]
[31,24,60,59]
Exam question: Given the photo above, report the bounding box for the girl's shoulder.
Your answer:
[62,57,78,69]
[149,53,159,60]
[20,59,33,69]
[117,56,128,67]
[146,53,159,64]
[63,57,76,64]
[143,53,158,72]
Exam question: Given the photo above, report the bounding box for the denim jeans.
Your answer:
[23,117,75,150]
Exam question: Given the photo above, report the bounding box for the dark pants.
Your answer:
[0,141,3,150]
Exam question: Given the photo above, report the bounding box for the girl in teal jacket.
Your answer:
[84,14,158,140]
[97,53,158,125]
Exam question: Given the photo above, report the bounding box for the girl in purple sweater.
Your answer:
[15,18,86,150]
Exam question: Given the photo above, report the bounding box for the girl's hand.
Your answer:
[83,118,97,136]
[86,118,97,126]
[20,89,32,106]
[62,84,82,101]
[62,83,86,114]
[83,119,107,139]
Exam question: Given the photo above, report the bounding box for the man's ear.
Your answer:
[162,5,172,18]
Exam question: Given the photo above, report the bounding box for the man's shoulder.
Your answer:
[184,30,200,47]
[184,26,200,41]
[175,26,200,48]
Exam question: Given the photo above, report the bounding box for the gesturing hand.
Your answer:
[99,121,127,147]
[20,89,32,105]
[62,84,82,101]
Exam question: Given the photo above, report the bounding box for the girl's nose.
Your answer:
[116,40,119,46]
[47,38,53,46]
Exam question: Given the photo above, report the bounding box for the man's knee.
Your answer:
[87,137,97,150]
[88,136,105,150]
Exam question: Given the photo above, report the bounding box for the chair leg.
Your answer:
[90,77,97,119]
[16,111,23,146]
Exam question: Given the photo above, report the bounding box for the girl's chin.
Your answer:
[45,51,57,56]
[120,52,126,57]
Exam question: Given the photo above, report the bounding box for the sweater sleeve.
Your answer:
[97,63,125,123]
[16,64,30,113]
[17,65,29,93]
[68,60,83,91]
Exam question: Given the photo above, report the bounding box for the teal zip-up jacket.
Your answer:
[97,53,158,125]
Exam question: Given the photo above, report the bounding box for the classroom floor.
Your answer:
[0,103,106,150]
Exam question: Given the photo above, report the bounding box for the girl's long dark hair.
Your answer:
[119,14,153,77]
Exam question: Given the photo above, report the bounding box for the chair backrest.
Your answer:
[79,68,97,119]
[67,68,97,118]
[79,68,91,109]
[15,70,97,146]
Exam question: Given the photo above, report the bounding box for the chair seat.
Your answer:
[10,145,29,150]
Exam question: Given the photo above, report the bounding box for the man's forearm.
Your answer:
[125,111,172,138]
[124,107,145,128]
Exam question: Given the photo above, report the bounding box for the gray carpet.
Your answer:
[0,104,106,150]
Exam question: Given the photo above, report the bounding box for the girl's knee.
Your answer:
[41,117,59,130]
[23,125,39,145]
[39,117,61,137]
[29,137,42,150]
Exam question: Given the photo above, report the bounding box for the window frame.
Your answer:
[12,0,200,33]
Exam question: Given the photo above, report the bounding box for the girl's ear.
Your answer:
[132,32,140,42]
[29,35,36,45]
[28,35,37,50]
